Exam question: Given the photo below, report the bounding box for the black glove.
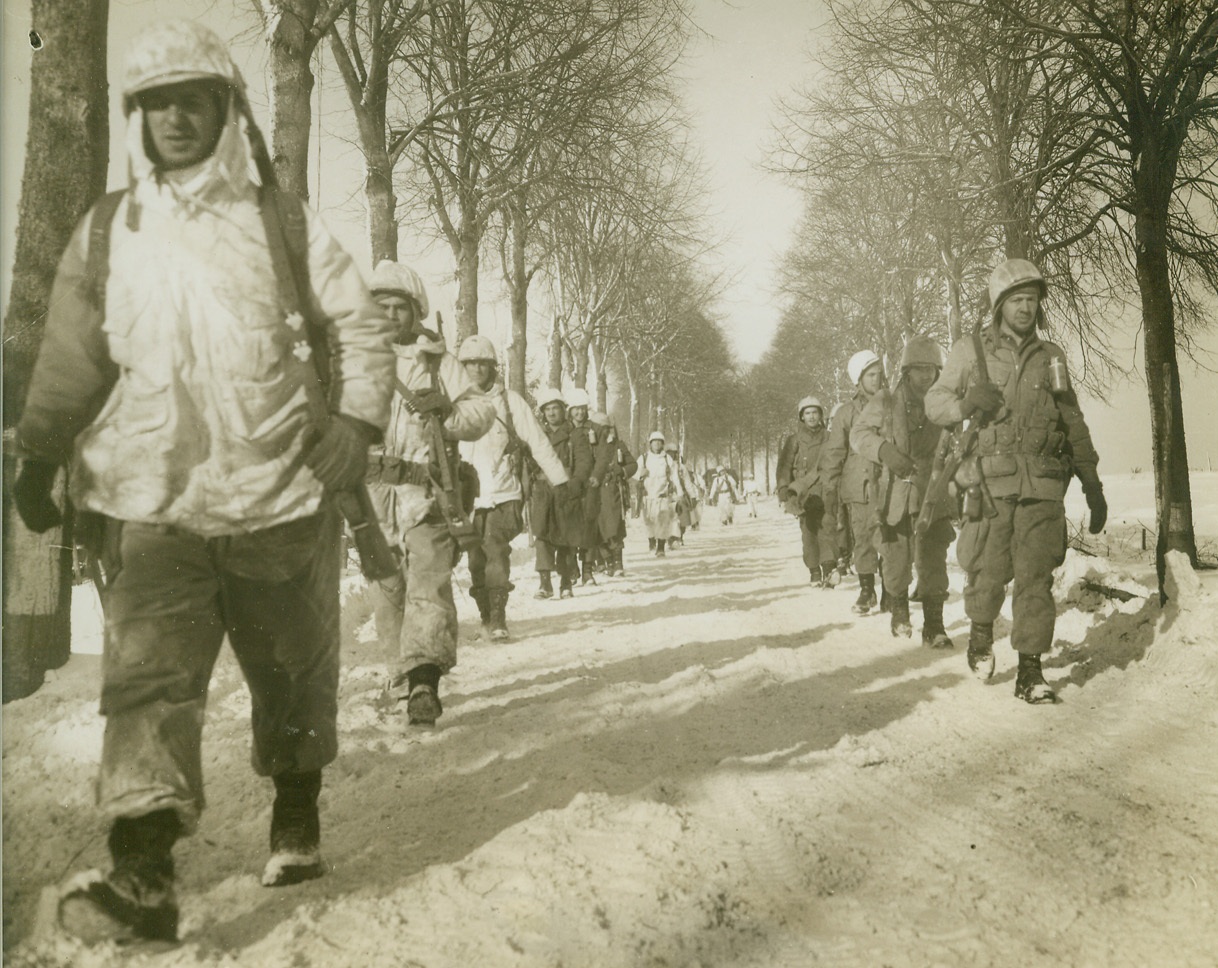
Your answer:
[1077,468,1107,534]
[404,388,453,422]
[878,442,916,479]
[13,459,63,533]
[963,381,1005,418]
[305,415,378,491]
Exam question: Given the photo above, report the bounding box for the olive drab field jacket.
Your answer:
[776,423,829,508]
[852,383,951,527]
[924,325,1099,502]
[821,392,881,506]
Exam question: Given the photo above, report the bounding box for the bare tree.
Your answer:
[2,0,109,701]
[253,0,354,196]
[990,0,1218,583]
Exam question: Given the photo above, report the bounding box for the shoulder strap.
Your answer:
[85,190,128,309]
[259,186,334,401]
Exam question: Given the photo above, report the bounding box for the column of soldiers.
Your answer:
[784,258,1106,706]
[6,21,1107,947]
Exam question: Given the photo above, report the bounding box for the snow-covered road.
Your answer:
[4,487,1217,967]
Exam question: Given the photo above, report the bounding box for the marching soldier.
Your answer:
[925,259,1106,704]
[822,351,886,613]
[531,389,593,597]
[589,412,637,576]
[776,396,840,587]
[851,337,954,645]
[457,335,568,639]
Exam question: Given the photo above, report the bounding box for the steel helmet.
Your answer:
[122,20,245,113]
[536,387,566,410]
[565,388,591,410]
[589,411,610,426]
[457,334,497,363]
[648,431,666,444]
[370,261,430,317]
[847,350,883,386]
[988,259,1046,317]
[899,336,943,371]
[796,395,823,419]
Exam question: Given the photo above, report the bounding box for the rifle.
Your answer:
[914,320,999,535]
[248,115,399,581]
[408,357,481,554]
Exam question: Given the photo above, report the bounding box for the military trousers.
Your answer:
[799,497,838,575]
[469,500,523,594]
[879,513,954,601]
[956,497,1066,655]
[95,510,341,832]
[846,499,881,575]
[374,515,460,694]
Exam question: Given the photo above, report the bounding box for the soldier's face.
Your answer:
[650,441,664,453]
[1001,290,1040,337]
[376,293,419,343]
[569,406,588,426]
[141,80,225,170]
[860,366,883,395]
[541,402,565,425]
[906,364,938,396]
[800,407,822,428]
[463,360,495,390]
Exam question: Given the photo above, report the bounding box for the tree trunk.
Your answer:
[265,1,319,198]
[1133,193,1198,589]
[2,0,109,702]
[572,335,590,389]
[547,316,564,389]
[506,207,530,395]
[454,212,481,341]
[366,147,397,263]
[592,339,609,412]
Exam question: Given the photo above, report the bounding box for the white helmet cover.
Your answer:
[457,334,498,363]
[370,261,430,318]
[122,20,245,112]
[847,350,883,386]
[536,387,566,410]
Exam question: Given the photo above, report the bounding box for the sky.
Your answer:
[3,0,1218,475]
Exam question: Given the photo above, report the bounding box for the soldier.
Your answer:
[776,396,840,587]
[589,412,638,576]
[365,261,495,726]
[822,351,886,613]
[925,259,1106,704]
[567,388,603,583]
[851,337,955,645]
[531,389,593,597]
[667,444,694,546]
[742,472,761,518]
[707,464,741,525]
[457,335,568,639]
[637,431,684,556]
[10,21,396,942]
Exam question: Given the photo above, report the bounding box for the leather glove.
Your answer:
[776,486,792,504]
[1077,467,1107,534]
[963,381,1005,418]
[878,442,917,479]
[14,459,63,533]
[305,415,378,491]
[404,388,453,422]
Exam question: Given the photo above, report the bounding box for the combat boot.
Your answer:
[820,564,840,588]
[488,587,510,641]
[405,664,443,725]
[612,549,626,577]
[853,573,877,614]
[921,598,952,649]
[580,553,597,586]
[58,808,181,945]
[559,571,575,598]
[262,770,324,886]
[879,585,892,613]
[890,591,913,638]
[648,537,656,552]
[967,622,996,680]
[535,571,554,599]
[1015,653,1057,704]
